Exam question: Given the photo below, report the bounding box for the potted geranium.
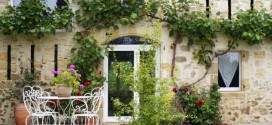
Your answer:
[51,64,81,97]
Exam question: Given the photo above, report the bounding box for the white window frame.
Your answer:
[103,44,160,123]
[218,51,241,92]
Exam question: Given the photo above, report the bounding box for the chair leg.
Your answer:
[25,115,30,125]
[87,117,90,125]
[53,115,57,125]
[95,116,99,125]
[31,116,35,125]
[57,115,61,125]
[71,116,75,125]
[36,117,39,125]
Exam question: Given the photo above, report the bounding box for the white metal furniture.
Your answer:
[23,86,58,125]
[38,96,92,124]
[71,87,104,125]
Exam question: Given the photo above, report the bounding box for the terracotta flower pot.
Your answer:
[75,117,97,125]
[87,117,97,125]
[14,103,30,125]
[57,84,73,97]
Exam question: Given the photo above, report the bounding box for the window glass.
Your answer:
[12,0,66,9]
[13,0,20,6]
[46,0,57,9]
[108,51,134,116]
[218,52,241,91]
[109,36,150,45]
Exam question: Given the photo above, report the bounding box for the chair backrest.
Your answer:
[91,87,103,96]
[40,91,57,112]
[23,86,44,114]
[85,87,104,114]
[71,99,88,113]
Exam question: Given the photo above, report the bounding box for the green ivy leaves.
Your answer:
[0,0,73,38]
[75,0,157,30]
[182,12,220,68]
[69,32,104,87]
[221,9,272,46]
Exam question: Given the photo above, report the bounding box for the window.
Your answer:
[103,36,159,122]
[218,52,241,91]
[11,0,68,10]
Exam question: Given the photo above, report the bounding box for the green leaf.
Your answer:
[131,13,137,19]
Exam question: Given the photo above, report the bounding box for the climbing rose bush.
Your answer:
[173,84,222,125]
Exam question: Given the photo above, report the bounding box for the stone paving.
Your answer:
[232,123,272,125]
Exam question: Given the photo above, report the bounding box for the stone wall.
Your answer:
[1,0,272,124]
[0,33,76,124]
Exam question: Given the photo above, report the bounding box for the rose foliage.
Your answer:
[174,84,222,125]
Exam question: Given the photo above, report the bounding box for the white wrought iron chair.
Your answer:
[71,87,104,125]
[23,86,58,125]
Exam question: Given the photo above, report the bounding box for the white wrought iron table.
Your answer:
[38,96,91,124]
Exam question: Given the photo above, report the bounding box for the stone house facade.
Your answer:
[0,0,272,124]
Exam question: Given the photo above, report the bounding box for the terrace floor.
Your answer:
[232,123,272,125]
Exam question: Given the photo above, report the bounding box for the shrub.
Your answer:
[174,84,222,125]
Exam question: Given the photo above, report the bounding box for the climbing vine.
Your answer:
[154,0,221,75]
[1,0,272,83]
[0,0,73,38]
[77,0,272,78]
[69,32,105,95]
[75,0,158,30]
[221,9,272,46]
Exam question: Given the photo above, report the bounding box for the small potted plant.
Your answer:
[51,64,81,97]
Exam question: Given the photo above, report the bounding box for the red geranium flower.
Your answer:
[172,87,178,93]
[77,91,81,96]
[83,80,92,87]
[77,99,82,104]
[195,98,204,106]
[183,87,190,94]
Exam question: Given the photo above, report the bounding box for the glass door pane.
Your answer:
[108,51,134,116]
